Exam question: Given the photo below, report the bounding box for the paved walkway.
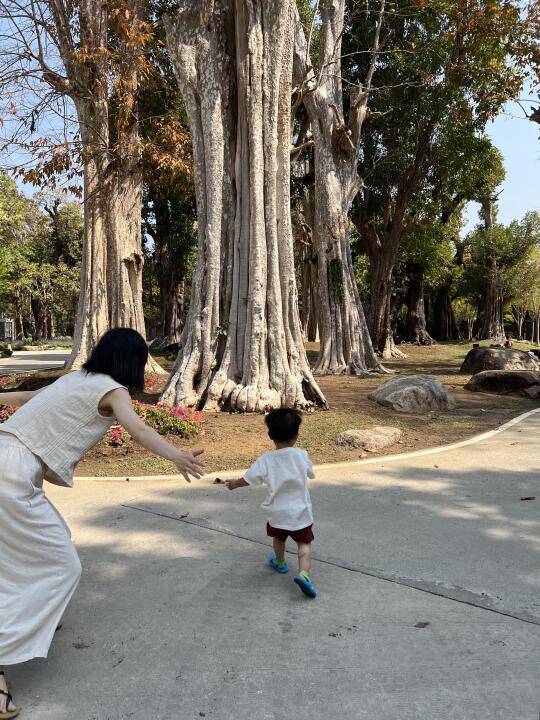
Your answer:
[0,349,70,376]
[9,411,540,719]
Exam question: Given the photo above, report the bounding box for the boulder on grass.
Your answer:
[369,375,456,414]
[336,426,402,452]
[464,370,540,395]
[460,346,539,374]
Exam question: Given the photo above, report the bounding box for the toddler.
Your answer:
[226,408,317,598]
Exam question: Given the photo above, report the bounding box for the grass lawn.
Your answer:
[70,340,538,477]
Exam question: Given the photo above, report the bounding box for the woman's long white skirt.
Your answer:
[0,435,82,665]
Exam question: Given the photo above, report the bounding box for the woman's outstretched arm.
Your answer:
[0,388,45,407]
[103,388,205,483]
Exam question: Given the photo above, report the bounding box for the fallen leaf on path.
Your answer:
[414,621,430,629]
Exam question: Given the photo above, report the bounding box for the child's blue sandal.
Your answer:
[294,572,317,598]
[267,552,289,573]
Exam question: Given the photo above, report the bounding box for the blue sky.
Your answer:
[462,97,540,234]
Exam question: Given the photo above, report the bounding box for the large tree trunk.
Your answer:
[478,196,505,343]
[163,0,326,411]
[404,263,435,345]
[30,297,49,341]
[293,2,384,375]
[364,241,406,357]
[479,255,505,342]
[294,160,318,342]
[52,0,161,373]
[431,280,458,340]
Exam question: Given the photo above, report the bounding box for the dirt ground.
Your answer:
[70,341,538,477]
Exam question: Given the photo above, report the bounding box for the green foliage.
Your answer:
[461,211,540,309]
[347,0,525,258]
[0,172,82,337]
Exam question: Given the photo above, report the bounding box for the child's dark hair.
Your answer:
[265,408,302,443]
[83,328,149,391]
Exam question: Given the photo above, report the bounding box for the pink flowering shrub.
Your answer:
[0,406,16,422]
[0,375,17,388]
[144,372,159,392]
[108,427,131,447]
[106,402,203,447]
[132,400,203,437]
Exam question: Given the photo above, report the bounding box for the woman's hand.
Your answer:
[172,449,205,483]
[104,389,205,482]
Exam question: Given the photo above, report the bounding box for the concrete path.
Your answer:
[9,411,540,720]
[0,349,69,375]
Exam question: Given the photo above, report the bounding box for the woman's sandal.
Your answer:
[0,672,19,720]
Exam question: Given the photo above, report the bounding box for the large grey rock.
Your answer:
[460,346,539,374]
[464,370,540,395]
[336,426,402,452]
[369,375,456,413]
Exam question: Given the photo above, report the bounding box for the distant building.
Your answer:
[0,318,15,342]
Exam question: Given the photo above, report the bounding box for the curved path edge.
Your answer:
[77,406,540,481]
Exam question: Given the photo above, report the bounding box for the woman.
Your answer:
[0,328,204,718]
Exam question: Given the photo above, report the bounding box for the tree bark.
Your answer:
[294,159,319,342]
[31,297,49,341]
[478,196,505,343]
[163,0,326,411]
[49,0,162,373]
[430,280,459,340]
[404,264,435,345]
[292,3,384,375]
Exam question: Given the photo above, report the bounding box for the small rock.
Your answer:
[369,375,455,414]
[336,426,402,451]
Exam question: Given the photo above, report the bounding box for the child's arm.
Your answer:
[225,478,249,490]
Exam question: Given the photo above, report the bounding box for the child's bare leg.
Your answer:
[297,542,311,575]
[273,537,286,565]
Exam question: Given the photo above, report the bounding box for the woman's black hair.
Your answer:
[83,328,149,391]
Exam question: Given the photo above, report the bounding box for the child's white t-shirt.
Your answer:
[244,447,315,530]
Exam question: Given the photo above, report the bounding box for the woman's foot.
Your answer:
[0,671,18,718]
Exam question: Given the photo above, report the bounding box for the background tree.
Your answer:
[0,174,82,338]
[138,27,197,348]
[348,0,527,356]
[291,0,386,375]
[461,211,540,341]
[0,0,162,370]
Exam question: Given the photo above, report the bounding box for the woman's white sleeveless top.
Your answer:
[0,370,126,487]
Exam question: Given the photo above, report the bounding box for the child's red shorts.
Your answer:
[266,523,314,544]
